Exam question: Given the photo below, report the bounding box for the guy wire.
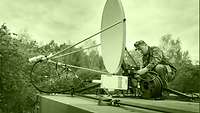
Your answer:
[52,44,101,59]
[125,47,137,66]
[48,60,111,75]
[49,19,126,59]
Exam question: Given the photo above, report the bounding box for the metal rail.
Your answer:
[48,60,111,75]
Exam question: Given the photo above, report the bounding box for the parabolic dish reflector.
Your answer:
[101,0,126,74]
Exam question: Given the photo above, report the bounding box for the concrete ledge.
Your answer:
[40,95,92,113]
[38,94,199,113]
[38,95,134,113]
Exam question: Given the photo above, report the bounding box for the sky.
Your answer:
[0,0,199,63]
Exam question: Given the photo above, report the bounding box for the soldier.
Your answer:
[134,40,176,96]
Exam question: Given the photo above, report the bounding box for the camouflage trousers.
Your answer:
[154,64,175,89]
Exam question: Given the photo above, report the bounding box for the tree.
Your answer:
[159,34,199,93]
[0,32,38,113]
[0,24,105,113]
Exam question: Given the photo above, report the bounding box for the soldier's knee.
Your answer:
[155,64,165,72]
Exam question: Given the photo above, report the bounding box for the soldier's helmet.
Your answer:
[134,40,147,49]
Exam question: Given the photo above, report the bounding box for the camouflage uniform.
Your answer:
[143,46,176,88]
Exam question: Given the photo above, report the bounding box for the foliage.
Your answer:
[0,34,37,113]
[159,34,200,93]
[0,25,104,113]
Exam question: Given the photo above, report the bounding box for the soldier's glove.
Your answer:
[134,74,140,79]
[136,67,148,75]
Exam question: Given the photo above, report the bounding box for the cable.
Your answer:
[30,60,90,93]
[30,60,71,93]
[139,71,162,98]
[30,58,111,93]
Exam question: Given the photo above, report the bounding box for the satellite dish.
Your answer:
[101,0,126,74]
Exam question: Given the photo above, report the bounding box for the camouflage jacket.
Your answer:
[143,46,170,70]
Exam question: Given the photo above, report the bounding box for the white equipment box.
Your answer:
[100,75,128,91]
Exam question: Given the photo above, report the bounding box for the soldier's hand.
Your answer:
[135,74,140,78]
[136,67,148,75]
